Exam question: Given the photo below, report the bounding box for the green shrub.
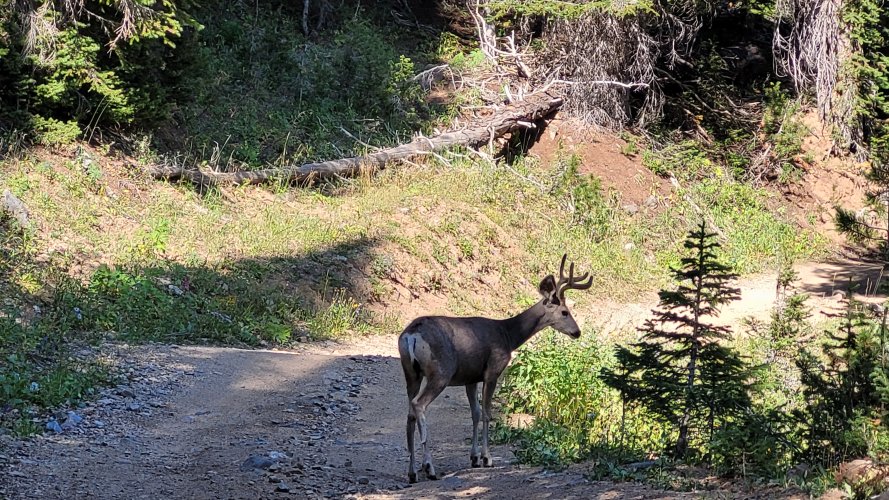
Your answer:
[0,215,110,435]
[170,7,436,167]
[30,116,81,146]
[550,151,620,240]
[0,2,200,136]
[642,141,713,180]
[301,287,373,340]
[0,317,110,412]
[497,331,666,466]
[762,82,807,182]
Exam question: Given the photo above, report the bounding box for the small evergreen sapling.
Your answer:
[604,222,752,459]
[795,288,886,466]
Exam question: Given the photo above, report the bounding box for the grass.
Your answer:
[2,143,827,318]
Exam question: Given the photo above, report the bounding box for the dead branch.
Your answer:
[470,0,497,61]
[147,94,564,186]
[544,79,651,90]
[540,12,662,128]
[412,64,460,92]
[302,0,310,35]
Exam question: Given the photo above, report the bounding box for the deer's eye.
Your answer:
[561,310,569,316]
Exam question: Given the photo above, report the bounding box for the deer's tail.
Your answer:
[398,332,423,378]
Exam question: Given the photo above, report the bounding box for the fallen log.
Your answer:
[148,93,563,186]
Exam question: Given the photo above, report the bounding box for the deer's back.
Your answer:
[398,315,510,385]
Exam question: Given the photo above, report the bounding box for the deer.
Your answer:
[397,254,593,483]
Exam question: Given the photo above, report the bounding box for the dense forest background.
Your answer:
[2,0,889,497]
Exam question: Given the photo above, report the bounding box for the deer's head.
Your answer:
[538,254,592,339]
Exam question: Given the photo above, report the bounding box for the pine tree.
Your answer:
[795,289,884,465]
[769,266,813,350]
[604,222,751,459]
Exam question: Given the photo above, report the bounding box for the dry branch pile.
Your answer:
[540,13,661,127]
[481,0,705,129]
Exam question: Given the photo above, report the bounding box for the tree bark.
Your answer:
[147,93,563,186]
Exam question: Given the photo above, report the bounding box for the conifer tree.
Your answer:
[604,222,751,458]
[795,289,884,465]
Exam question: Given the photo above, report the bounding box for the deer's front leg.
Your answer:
[480,378,498,467]
[466,383,482,467]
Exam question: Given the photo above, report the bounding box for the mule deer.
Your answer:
[397,254,592,483]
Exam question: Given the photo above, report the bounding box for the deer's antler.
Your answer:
[556,253,593,296]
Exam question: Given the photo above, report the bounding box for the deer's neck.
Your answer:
[502,300,549,352]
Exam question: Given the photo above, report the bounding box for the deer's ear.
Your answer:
[538,275,557,299]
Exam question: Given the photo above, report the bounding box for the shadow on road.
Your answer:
[797,258,887,300]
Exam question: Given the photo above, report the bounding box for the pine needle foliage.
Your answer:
[604,222,752,459]
[794,289,886,467]
[835,158,889,254]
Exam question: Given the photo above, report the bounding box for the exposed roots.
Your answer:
[773,0,865,157]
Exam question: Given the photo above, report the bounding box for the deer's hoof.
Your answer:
[482,456,494,468]
[471,455,481,468]
[422,462,438,480]
[408,472,417,484]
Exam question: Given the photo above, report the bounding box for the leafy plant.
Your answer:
[302,287,372,340]
[641,141,713,180]
[0,215,110,435]
[762,82,808,183]
[550,151,619,240]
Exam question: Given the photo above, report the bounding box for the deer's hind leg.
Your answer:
[402,357,423,483]
[466,383,482,467]
[411,374,448,480]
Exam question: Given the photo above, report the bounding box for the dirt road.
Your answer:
[1,259,882,499]
[0,340,693,499]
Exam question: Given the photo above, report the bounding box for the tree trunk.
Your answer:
[147,94,563,187]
